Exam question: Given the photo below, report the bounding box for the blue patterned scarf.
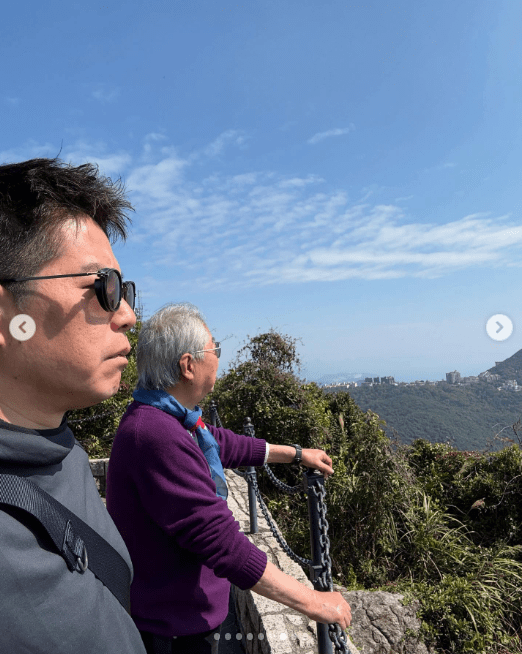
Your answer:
[132,387,228,502]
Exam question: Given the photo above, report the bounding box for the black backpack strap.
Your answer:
[0,473,131,614]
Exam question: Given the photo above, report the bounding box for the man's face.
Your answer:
[194,329,220,403]
[0,216,136,423]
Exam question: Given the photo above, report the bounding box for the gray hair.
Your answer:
[135,302,209,391]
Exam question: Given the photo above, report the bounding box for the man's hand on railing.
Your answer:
[300,449,334,480]
[306,589,352,630]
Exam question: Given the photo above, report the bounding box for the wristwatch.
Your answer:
[290,444,302,464]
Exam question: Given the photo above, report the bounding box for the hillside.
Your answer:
[322,349,522,451]
[324,382,522,451]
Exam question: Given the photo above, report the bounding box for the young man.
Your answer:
[107,302,351,654]
[0,158,146,653]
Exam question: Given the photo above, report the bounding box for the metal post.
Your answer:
[209,401,218,428]
[304,467,332,654]
[243,417,258,534]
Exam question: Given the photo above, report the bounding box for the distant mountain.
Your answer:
[322,350,522,452]
[484,349,522,382]
[312,372,378,385]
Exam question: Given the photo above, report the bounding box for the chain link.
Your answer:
[262,460,303,494]
[310,483,351,653]
[241,463,312,570]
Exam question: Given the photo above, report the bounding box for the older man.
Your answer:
[106,302,351,654]
[0,158,146,653]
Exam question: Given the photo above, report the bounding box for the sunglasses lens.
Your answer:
[124,282,135,310]
[105,270,120,311]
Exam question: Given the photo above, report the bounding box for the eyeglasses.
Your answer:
[194,342,221,358]
[0,268,136,313]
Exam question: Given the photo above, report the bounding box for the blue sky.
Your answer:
[2,0,522,382]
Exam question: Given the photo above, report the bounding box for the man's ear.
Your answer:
[178,353,195,381]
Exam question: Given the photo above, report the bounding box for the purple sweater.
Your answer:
[106,400,268,637]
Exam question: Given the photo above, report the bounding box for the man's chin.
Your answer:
[64,384,122,412]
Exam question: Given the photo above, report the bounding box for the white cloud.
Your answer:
[203,129,247,157]
[64,142,132,177]
[3,135,522,292]
[4,97,20,106]
[122,142,522,290]
[92,86,120,103]
[307,124,355,145]
[0,141,59,163]
[126,156,188,204]
[0,140,132,177]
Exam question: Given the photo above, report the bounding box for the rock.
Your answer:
[334,589,431,654]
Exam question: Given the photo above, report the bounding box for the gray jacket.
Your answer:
[0,415,146,654]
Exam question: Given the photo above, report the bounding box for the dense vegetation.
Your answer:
[201,330,522,654]
[71,323,522,653]
[329,382,522,452]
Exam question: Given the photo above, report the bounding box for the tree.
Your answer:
[201,328,330,449]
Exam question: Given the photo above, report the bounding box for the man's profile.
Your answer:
[0,158,146,653]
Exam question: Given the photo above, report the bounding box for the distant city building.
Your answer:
[479,371,500,383]
[446,370,461,384]
[320,368,519,392]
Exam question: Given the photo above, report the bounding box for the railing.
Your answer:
[209,401,353,654]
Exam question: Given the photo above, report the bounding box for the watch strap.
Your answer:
[290,444,302,464]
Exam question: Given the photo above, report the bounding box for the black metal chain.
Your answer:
[310,482,351,652]
[222,409,351,654]
[243,463,312,571]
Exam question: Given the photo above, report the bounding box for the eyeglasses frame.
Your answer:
[0,268,136,313]
[194,342,221,358]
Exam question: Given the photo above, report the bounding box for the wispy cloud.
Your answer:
[425,161,458,173]
[0,141,60,162]
[203,129,248,157]
[0,140,131,177]
[4,97,20,106]
[92,85,120,103]
[64,141,132,176]
[307,124,355,145]
[3,135,522,293]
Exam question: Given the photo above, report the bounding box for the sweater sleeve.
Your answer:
[205,424,267,469]
[130,409,267,590]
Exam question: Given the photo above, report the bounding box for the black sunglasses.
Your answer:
[0,268,136,313]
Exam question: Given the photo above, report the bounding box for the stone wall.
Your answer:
[90,457,109,496]
[89,458,430,654]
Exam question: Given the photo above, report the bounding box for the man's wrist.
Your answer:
[266,444,298,464]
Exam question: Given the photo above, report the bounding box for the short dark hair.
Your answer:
[0,157,134,309]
